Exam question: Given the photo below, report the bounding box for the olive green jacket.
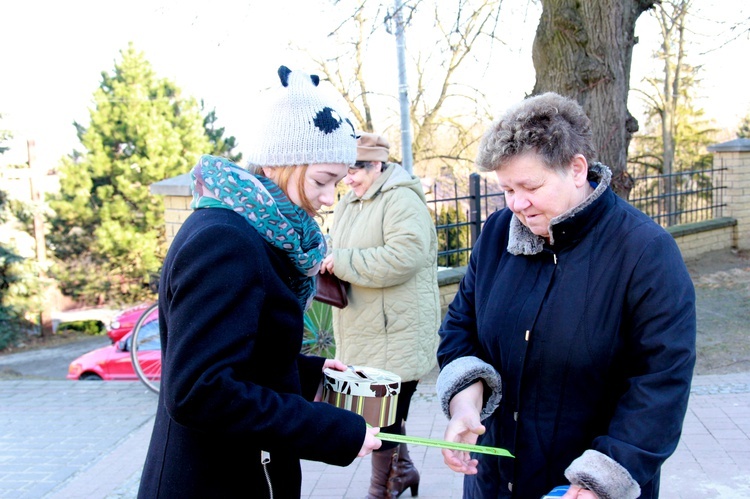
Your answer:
[330,163,440,382]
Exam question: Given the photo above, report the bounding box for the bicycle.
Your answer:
[129,302,161,394]
[130,300,335,394]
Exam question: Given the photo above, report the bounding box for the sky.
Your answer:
[1,0,748,169]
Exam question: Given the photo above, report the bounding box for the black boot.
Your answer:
[366,447,399,499]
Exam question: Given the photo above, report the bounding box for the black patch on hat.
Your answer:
[312,109,357,138]
[314,107,343,135]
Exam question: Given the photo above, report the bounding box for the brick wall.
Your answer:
[711,139,750,251]
[150,173,191,249]
[163,194,192,247]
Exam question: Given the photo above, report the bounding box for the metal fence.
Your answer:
[626,164,727,228]
[427,173,505,267]
[428,164,727,266]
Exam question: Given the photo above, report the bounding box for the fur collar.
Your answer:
[507,163,612,255]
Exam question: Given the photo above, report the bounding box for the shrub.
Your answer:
[56,320,105,336]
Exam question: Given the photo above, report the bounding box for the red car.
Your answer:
[106,302,156,343]
[67,319,161,382]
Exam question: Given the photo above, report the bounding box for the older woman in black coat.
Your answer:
[436,93,696,499]
[137,66,380,498]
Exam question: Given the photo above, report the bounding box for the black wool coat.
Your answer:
[438,182,696,498]
[138,208,365,498]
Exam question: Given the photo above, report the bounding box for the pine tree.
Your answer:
[0,114,10,155]
[436,205,470,267]
[48,44,211,304]
[203,105,242,163]
[738,112,750,139]
[0,119,40,348]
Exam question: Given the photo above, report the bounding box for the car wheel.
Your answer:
[79,372,103,381]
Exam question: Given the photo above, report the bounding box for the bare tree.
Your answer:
[629,0,721,226]
[635,1,690,222]
[309,0,505,182]
[313,2,383,134]
[532,0,657,198]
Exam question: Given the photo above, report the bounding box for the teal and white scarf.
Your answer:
[190,154,325,310]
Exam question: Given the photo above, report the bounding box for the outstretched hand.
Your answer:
[442,381,485,474]
[442,409,485,474]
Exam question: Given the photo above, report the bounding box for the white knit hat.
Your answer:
[245,66,358,168]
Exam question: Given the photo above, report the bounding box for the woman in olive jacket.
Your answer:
[321,132,440,497]
[137,66,380,499]
[436,93,696,499]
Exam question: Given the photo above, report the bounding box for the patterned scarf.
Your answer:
[190,154,325,310]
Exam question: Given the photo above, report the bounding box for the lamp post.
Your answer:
[393,0,413,174]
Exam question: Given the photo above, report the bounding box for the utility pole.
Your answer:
[27,139,52,336]
[393,0,413,174]
[27,140,46,265]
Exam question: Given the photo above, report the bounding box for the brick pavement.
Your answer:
[0,381,156,499]
[1,370,749,498]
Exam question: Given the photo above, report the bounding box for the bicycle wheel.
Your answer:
[302,300,335,357]
[130,302,161,394]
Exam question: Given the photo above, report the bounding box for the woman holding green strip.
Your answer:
[137,65,381,499]
[436,93,696,499]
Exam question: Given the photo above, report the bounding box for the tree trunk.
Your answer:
[531,0,656,198]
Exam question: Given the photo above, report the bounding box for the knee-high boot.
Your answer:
[389,425,420,497]
[366,447,399,499]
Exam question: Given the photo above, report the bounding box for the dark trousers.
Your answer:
[378,380,419,451]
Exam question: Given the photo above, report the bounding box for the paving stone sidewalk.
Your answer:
[1,249,748,498]
[1,370,749,498]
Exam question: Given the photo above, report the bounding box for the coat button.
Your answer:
[508,482,513,492]
[514,411,518,421]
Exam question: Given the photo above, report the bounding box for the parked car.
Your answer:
[106,302,156,343]
[67,320,161,382]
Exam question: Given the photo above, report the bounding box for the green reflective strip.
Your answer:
[369,427,514,458]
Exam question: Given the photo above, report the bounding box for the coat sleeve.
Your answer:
[436,211,504,417]
[161,220,365,466]
[591,231,696,488]
[333,188,434,288]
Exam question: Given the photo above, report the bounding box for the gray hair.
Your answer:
[476,92,596,173]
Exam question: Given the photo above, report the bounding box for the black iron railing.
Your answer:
[626,164,727,228]
[426,173,505,267]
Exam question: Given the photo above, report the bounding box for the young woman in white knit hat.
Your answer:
[138,66,381,499]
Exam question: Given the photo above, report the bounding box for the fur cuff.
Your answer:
[436,356,502,421]
[564,449,640,499]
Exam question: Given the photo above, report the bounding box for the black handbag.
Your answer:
[314,272,349,308]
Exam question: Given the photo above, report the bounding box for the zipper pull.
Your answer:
[553,254,558,265]
[261,451,273,498]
